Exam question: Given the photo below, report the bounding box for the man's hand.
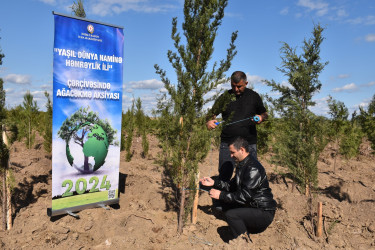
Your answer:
[209,188,221,199]
[206,120,218,130]
[200,177,214,187]
[252,112,268,124]
[252,115,262,124]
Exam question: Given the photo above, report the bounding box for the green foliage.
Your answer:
[71,0,86,18]
[120,113,126,151]
[257,96,274,155]
[0,79,5,121]
[0,132,10,191]
[327,95,349,135]
[43,91,53,154]
[264,24,328,195]
[154,96,174,167]
[6,105,25,141]
[135,98,143,137]
[0,170,15,193]
[147,118,159,135]
[0,37,5,122]
[0,40,4,66]
[339,119,363,159]
[358,94,375,153]
[327,95,349,170]
[154,0,237,231]
[0,45,10,231]
[0,36,4,121]
[0,77,9,170]
[208,90,236,118]
[141,132,149,158]
[22,91,39,149]
[135,98,149,158]
[271,115,327,190]
[123,100,135,161]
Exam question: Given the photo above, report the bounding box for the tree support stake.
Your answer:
[316,202,323,237]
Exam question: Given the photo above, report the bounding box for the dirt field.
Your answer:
[1,133,374,249]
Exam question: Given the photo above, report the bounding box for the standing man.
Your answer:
[200,136,276,239]
[206,71,268,181]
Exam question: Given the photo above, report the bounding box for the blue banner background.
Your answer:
[52,14,123,208]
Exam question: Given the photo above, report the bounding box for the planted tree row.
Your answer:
[1,0,374,234]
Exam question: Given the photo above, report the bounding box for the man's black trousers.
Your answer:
[224,206,275,238]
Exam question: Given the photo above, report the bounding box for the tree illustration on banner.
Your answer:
[58,107,118,173]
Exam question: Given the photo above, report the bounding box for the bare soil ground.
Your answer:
[1,133,374,249]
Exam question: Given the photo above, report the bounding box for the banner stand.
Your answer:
[49,12,124,218]
[47,198,119,217]
[98,203,110,210]
[66,211,79,218]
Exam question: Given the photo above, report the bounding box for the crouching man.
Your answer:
[200,136,276,239]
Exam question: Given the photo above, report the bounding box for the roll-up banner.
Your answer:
[48,12,124,217]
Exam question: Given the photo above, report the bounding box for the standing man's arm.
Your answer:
[206,90,231,129]
[260,112,268,123]
[253,112,268,124]
[252,91,268,124]
[206,115,218,130]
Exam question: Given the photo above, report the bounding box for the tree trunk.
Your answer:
[2,169,6,230]
[84,156,89,172]
[6,167,12,230]
[177,187,186,234]
[305,183,309,196]
[333,138,338,172]
[192,172,199,224]
[305,171,309,196]
[28,119,31,149]
[177,116,186,230]
[2,129,8,147]
[3,130,12,230]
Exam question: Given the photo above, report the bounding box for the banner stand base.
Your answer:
[98,204,110,210]
[67,210,79,218]
[47,198,119,217]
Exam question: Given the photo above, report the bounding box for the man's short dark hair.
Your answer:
[231,71,247,84]
[229,136,249,152]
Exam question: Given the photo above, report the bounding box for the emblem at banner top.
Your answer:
[87,24,94,34]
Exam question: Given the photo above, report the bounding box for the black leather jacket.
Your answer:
[215,155,276,210]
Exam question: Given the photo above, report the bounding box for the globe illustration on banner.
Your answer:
[65,122,109,173]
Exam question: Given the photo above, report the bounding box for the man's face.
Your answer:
[231,79,247,96]
[229,145,246,162]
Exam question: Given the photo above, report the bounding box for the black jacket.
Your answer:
[215,155,276,210]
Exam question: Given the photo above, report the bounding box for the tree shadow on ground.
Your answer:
[269,172,299,191]
[360,199,375,203]
[12,172,50,216]
[319,180,351,203]
[160,168,179,212]
[9,161,25,171]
